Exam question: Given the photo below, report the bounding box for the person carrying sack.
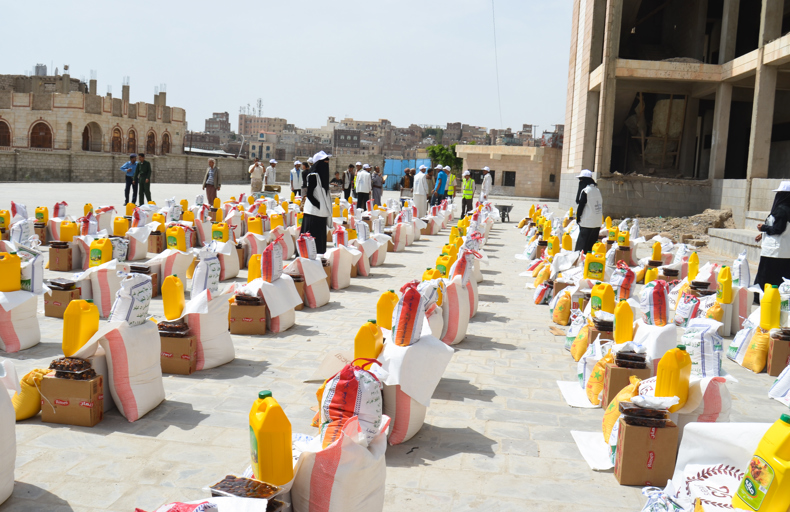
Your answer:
[574,169,603,254]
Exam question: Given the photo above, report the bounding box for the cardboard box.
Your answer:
[34,225,47,245]
[602,363,652,410]
[614,417,678,486]
[87,349,115,412]
[48,246,73,272]
[553,281,572,298]
[293,279,305,311]
[324,264,331,286]
[587,326,614,345]
[237,246,245,269]
[229,304,267,335]
[387,240,395,252]
[160,334,198,375]
[768,335,790,377]
[614,247,633,266]
[0,228,7,241]
[40,374,104,427]
[44,288,81,318]
[421,226,431,236]
[350,262,358,278]
[150,272,159,298]
[148,231,165,254]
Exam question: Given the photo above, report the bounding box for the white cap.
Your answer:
[435,165,443,170]
[312,151,331,162]
[463,170,470,176]
[419,165,427,170]
[362,164,370,170]
[294,160,302,166]
[355,162,362,166]
[307,158,314,164]
[270,159,277,164]
[483,166,490,172]
[577,169,593,178]
[773,181,790,192]
[443,166,451,171]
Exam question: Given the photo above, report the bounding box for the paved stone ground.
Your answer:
[2,183,788,511]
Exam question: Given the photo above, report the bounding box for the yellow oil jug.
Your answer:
[230,196,237,203]
[274,194,279,202]
[562,233,573,251]
[354,320,384,360]
[248,196,255,205]
[645,267,658,284]
[125,203,135,216]
[152,213,166,230]
[212,222,229,242]
[591,282,615,314]
[436,254,455,277]
[249,390,294,486]
[84,203,93,216]
[717,265,733,304]
[614,300,634,344]
[281,201,289,213]
[762,285,781,330]
[583,252,606,280]
[89,239,112,267]
[342,208,349,219]
[442,243,459,260]
[334,197,340,206]
[348,229,357,240]
[213,197,221,209]
[655,345,692,413]
[423,268,442,281]
[162,275,185,321]
[60,220,78,243]
[248,255,262,282]
[529,205,535,218]
[258,203,267,215]
[652,241,662,261]
[186,256,197,279]
[333,204,341,217]
[297,212,303,227]
[688,252,699,281]
[180,199,189,213]
[113,217,129,237]
[450,227,460,242]
[605,216,612,229]
[270,214,284,230]
[593,242,607,255]
[569,207,574,218]
[562,217,570,228]
[608,228,618,242]
[547,235,560,257]
[182,210,194,223]
[617,231,630,247]
[543,223,551,240]
[0,253,22,292]
[166,225,187,251]
[62,300,100,357]
[248,216,263,235]
[148,201,156,206]
[35,206,49,224]
[0,210,9,229]
[377,290,399,330]
[732,414,790,512]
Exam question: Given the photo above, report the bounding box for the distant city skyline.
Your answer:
[5,0,571,133]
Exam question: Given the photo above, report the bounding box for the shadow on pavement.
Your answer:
[4,482,74,510]
[386,425,497,467]
[478,294,508,304]
[432,377,498,402]
[460,335,518,351]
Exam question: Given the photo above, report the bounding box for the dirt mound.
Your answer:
[615,209,735,244]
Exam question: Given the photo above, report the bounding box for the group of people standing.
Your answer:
[120,153,153,206]
[336,162,385,206]
[400,165,491,218]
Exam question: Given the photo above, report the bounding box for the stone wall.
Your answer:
[710,179,748,228]
[456,145,561,199]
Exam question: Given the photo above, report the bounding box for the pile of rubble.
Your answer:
[615,209,735,247]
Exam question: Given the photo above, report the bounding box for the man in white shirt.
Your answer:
[265,159,277,187]
[355,163,372,210]
[480,166,492,202]
[412,165,431,218]
[248,158,264,194]
[290,160,302,196]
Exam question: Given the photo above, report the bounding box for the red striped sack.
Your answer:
[77,213,98,236]
[391,224,407,252]
[52,201,68,218]
[261,235,284,283]
[184,289,235,370]
[332,226,349,247]
[392,281,425,347]
[370,236,388,267]
[88,262,124,318]
[290,258,330,309]
[440,275,471,346]
[640,279,669,326]
[270,226,294,259]
[95,206,116,233]
[0,294,40,353]
[131,207,151,228]
[297,233,317,260]
[241,232,268,265]
[383,384,426,445]
[124,227,151,261]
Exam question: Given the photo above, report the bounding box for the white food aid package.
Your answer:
[183,289,235,370]
[191,247,221,297]
[76,259,123,319]
[769,365,790,406]
[0,293,41,354]
[125,225,153,261]
[0,359,17,504]
[732,250,751,287]
[681,318,724,378]
[10,218,35,245]
[108,273,153,327]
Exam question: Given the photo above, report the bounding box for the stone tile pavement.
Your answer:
[1,184,787,511]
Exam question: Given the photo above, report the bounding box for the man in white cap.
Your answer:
[574,169,603,253]
[265,159,277,187]
[461,170,475,216]
[432,164,447,206]
[413,165,431,218]
[444,165,456,204]
[290,160,302,196]
[356,163,372,209]
[353,161,363,200]
[480,166,492,202]
[248,157,264,194]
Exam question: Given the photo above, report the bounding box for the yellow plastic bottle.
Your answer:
[450,226,460,242]
[614,300,634,344]
[436,254,453,276]
[732,414,790,512]
[0,253,22,292]
[258,203,267,215]
[248,196,255,205]
[354,320,385,360]
[547,235,561,257]
[270,214,284,230]
[180,199,189,213]
[332,204,341,217]
[274,194,280,203]
[529,205,535,218]
[584,252,606,280]
[652,241,662,261]
[182,210,194,223]
[212,222,229,242]
[249,390,294,486]
[543,223,551,240]
[593,242,607,255]
[148,201,156,206]
[562,233,573,251]
[152,213,166,232]
[342,208,349,219]
[569,207,574,218]
[617,230,630,247]
[688,252,699,281]
[60,220,78,242]
[89,239,112,267]
[608,228,618,242]
[125,202,135,216]
[377,290,399,330]
[62,300,100,357]
[213,197,221,209]
[423,268,442,281]
[347,228,357,240]
[605,216,612,229]
[166,225,187,251]
[84,203,93,216]
[0,209,10,229]
[297,212,303,227]
[248,255,262,282]
[591,282,616,314]
[162,275,185,321]
[442,243,459,260]
[35,206,49,224]
[281,201,289,213]
[248,216,263,235]
[655,345,692,413]
[645,267,659,284]
[113,217,129,237]
[762,285,781,331]
[230,196,237,203]
[717,265,733,304]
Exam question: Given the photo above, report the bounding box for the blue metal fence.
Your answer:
[383,159,432,190]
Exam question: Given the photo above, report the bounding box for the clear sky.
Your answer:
[6,0,572,134]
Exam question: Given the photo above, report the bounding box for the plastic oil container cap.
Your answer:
[677,345,686,351]
[426,268,432,271]
[388,289,395,293]
[85,299,94,303]
[773,285,779,289]
[258,390,272,400]
[781,414,790,425]
[368,319,377,324]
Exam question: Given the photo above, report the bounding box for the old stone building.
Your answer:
[455,145,561,199]
[0,72,185,155]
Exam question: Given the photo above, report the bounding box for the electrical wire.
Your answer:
[491,0,504,129]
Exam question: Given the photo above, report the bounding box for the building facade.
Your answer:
[205,112,230,133]
[237,115,287,137]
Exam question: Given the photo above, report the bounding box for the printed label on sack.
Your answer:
[80,401,94,409]
[181,354,192,360]
[242,317,253,322]
[646,451,655,469]
[54,399,69,406]
[736,456,775,510]
[161,351,173,358]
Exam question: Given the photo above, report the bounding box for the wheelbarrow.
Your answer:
[496,204,513,222]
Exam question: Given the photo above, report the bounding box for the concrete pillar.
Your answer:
[582,91,600,171]
[680,98,700,176]
[159,92,166,106]
[709,83,733,180]
[89,79,97,95]
[719,0,740,63]
[122,85,130,103]
[61,74,71,94]
[594,0,623,176]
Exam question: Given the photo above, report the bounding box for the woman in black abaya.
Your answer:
[754,181,790,291]
[300,151,332,254]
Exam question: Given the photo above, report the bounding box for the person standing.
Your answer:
[343,164,354,200]
[754,181,790,291]
[265,159,277,187]
[461,170,475,217]
[399,169,412,191]
[432,165,447,206]
[300,160,311,198]
[121,154,137,205]
[202,158,221,205]
[413,165,430,218]
[301,151,332,254]
[480,166,492,202]
[290,160,302,196]
[371,166,384,206]
[574,169,603,254]
[356,164,372,209]
[134,153,153,205]
[249,158,264,194]
[444,166,456,204]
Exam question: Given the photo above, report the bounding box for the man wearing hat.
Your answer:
[249,158,264,194]
[290,160,302,196]
[301,151,332,253]
[754,180,790,291]
[574,169,603,254]
[120,153,138,205]
[356,164,372,209]
[413,165,431,218]
[343,164,355,200]
[461,170,475,217]
[480,166,492,202]
[432,164,448,206]
[444,166,456,204]
[264,159,277,187]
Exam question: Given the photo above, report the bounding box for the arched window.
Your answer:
[161,132,171,154]
[146,131,156,155]
[30,122,53,149]
[0,121,10,147]
[127,130,137,153]
[111,128,123,153]
[82,126,90,151]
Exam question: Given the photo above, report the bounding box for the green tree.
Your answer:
[427,144,463,171]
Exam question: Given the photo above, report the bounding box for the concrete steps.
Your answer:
[744,211,769,231]
[709,228,762,261]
